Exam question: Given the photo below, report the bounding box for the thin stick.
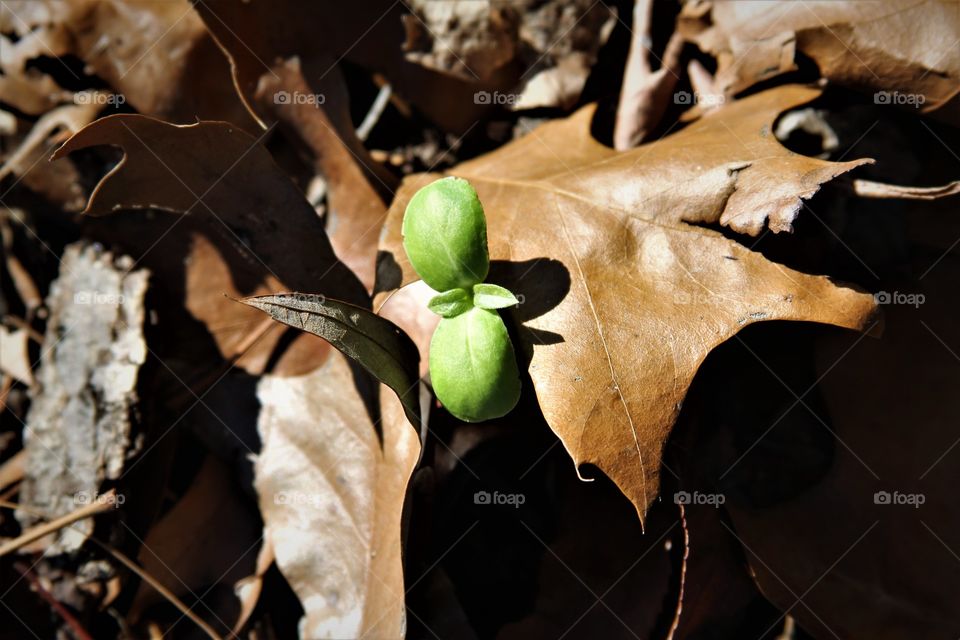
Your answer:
[0,375,12,413]
[0,490,118,557]
[14,561,94,640]
[0,497,43,515]
[357,83,392,142]
[0,481,19,503]
[88,538,223,640]
[665,502,689,639]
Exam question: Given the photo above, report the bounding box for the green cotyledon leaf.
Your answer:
[429,306,521,423]
[401,176,489,291]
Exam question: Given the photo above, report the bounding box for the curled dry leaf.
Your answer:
[0,100,102,211]
[402,0,520,81]
[377,85,879,523]
[0,450,26,493]
[0,3,72,116]
[613,0,686,149]
[231,534,275,636]
[233,292,423,635]
[0,31,71,116]
[53,114,366,375]
[255,352,420,638]
[685,0,960,120]
[508,0,617,110]
[0,210,43,314]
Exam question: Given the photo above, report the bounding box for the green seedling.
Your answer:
[402,177,521,422]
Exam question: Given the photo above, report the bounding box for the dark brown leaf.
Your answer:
[53,114,366,375]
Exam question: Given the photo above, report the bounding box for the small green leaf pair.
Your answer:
[402,177,521,422]
[427,283,518,318]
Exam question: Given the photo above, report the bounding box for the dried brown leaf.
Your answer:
[614,0,685,149]
[852,178,960,200]
[231,534,274,636]
[377,85,878,523]
[687,0,960,119]
[255,352,420,638]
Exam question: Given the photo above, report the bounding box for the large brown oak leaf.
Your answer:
[377,85,879,524]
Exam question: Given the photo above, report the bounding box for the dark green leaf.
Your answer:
[241,293,421,426]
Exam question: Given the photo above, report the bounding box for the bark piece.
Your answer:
[17,242,148,553]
